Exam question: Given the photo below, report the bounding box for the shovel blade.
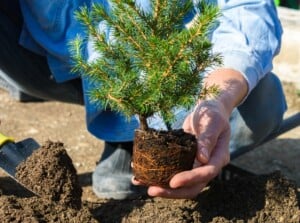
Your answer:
[0,138,40,177]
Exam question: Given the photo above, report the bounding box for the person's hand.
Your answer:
[134,99,231,199]
[132,68,248,199]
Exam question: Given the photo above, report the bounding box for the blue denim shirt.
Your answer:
[19,0,283,142]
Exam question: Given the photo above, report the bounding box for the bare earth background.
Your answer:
[0,80,299,203]
[0,5,299,211]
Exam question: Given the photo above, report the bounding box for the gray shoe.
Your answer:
[92,142,146,200]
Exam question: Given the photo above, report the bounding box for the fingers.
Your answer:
[184,101,230,166]
[146,164,218,199]
[196,133,217,164]
[147,182,207,199]
[208,128,231,168]
[132,159,224,199]
[182,114,193,134]
[161,132,230,198]
[183,113,211,164]
[131,165,215,199]
[169,164,218,188]
[131,176,143,186]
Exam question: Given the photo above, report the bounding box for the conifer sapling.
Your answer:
[70,0,222,186]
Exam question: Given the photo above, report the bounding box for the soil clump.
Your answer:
[16,141,82,209]
[0,141,97,222]
[133,128,197,187]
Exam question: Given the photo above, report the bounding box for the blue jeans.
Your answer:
[229,72,287,155]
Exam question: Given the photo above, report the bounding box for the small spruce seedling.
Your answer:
[71,0,221,131]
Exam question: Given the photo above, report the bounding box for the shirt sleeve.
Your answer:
[19,0,90,82]
[212,0,283,94]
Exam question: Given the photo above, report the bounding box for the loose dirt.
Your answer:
[0,81,299,222]
[133,129,197,187]
[0,141,97,222]
[15,141,83,209]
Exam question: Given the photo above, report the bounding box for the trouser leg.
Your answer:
[229,72,287,155]
[0,5,83,104]
[92,141,147,199]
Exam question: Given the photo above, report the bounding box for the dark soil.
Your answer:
[0,196,97,223]
[91,171,299,223]
[0,141,97,222]
[133,128,196,187]
[0,81,299,222]
[16,141,82,209]
[0,141,299,222]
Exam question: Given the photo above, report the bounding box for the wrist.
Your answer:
[203,68,248,116]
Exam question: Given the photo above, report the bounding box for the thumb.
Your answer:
[196,131,218,164]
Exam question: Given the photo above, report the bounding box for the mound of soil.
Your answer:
[15,141,82,209]
[0,141,97,222]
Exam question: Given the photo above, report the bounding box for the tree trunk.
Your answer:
[138,115,148,131]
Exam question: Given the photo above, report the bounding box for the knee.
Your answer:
[237,73,287,142]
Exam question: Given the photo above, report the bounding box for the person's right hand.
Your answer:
[133,68,248,199]
[183,99,231,167]
[140,98,231,199]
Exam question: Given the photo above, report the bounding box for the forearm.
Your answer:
[213,0,282,93]
[203,68,248,117]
